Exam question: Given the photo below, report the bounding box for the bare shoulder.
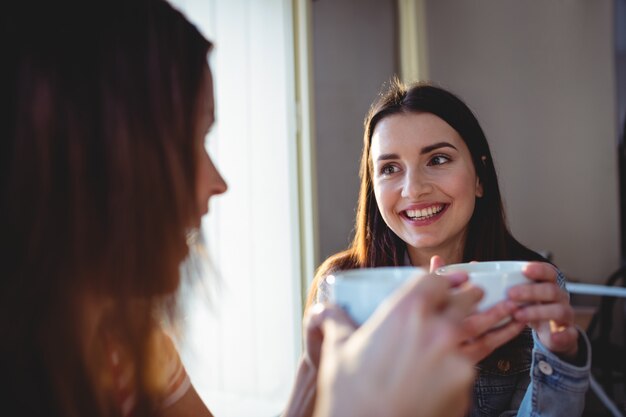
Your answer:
[159,384,213,417]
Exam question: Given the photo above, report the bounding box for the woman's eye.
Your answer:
[380,164,398,175]
[428,154,451,166]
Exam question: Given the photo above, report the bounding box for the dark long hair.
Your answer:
[307,79,544,309]
[0,1,211,415]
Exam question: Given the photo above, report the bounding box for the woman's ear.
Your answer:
[475,177,484,198]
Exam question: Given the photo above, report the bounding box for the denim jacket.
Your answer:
[468,270,591,417]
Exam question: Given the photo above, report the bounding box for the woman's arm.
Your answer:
[509,264,591,417]
[281,358,318,417]
[282,303,358,417]
[515,329,591,417]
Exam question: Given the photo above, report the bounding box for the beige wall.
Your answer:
[312,0,621,282]
[313,0,398,262]
[424,0,620,282]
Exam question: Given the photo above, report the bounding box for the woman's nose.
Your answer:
[209,159,228,196]
[400,169,432,199]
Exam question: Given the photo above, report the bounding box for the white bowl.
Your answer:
[436,261,531,312]
[326,266,427,325]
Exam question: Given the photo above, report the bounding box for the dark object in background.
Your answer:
[585,265,626,415]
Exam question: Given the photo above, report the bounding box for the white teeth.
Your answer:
[405,205,444,220]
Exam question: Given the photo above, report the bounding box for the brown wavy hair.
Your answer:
[306,79,545,310]
[0,1,212,415]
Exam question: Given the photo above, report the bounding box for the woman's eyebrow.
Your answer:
[421,141,458,154]
[376,153,399,162]
[375,142,458,162]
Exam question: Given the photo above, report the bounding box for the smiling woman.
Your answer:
[306,79,592,417]
[305,80,542,279]
[370,112,484,267]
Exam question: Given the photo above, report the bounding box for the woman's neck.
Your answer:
[406,239,466,268]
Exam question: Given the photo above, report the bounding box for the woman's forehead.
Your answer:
[371,112,464,153]
[198,66,215,130]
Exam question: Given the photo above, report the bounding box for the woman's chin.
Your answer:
[402,235,442,250]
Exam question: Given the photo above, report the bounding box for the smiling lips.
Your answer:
[402,204,446,221]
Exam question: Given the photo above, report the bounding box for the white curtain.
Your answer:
[169,1,304,416]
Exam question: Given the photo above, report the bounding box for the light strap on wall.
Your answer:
[397,0,429,83]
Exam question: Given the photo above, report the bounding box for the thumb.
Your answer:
[320,304,357,351]
[430,255,446,273]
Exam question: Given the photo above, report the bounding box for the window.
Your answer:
[168,1,314,415]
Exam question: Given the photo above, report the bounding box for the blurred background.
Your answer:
[170,0,626,415]
[315,0,623,282]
